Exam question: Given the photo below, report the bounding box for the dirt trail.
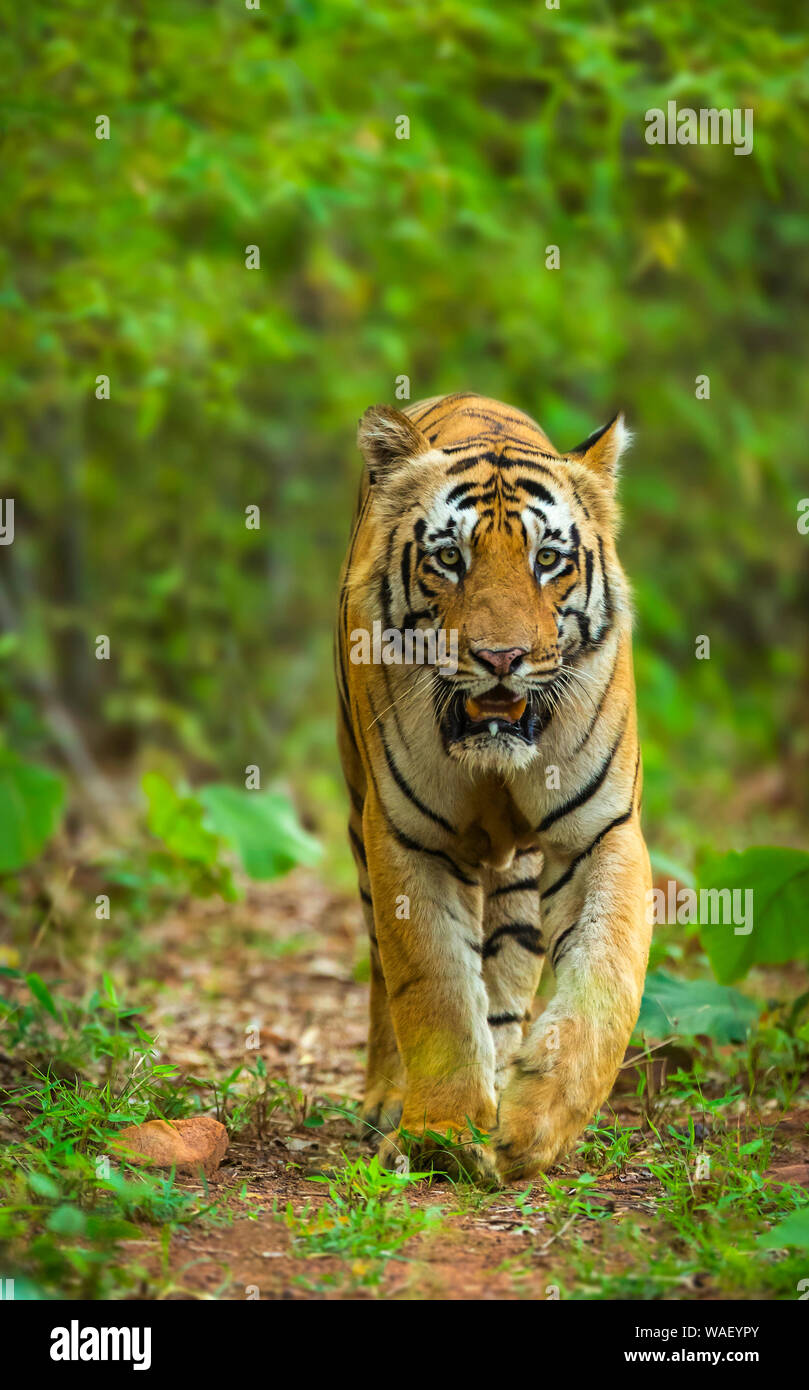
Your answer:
[94,871,806,1300]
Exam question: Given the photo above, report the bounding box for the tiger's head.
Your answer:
[356,393,631,774]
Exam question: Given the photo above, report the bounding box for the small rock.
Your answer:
[112,1117,228,1176]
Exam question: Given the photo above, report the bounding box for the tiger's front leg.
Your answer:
[363,793,499,1185]
[495,819,651,1181]
[481,853,546,1093]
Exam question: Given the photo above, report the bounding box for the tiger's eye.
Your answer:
[438,545,461,568]
[536,547,558,568]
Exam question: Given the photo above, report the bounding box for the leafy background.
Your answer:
[1,0,807,871]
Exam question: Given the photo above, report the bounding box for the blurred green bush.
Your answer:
[1,0,807,859]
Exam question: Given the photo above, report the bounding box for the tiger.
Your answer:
[335,392,652,1184]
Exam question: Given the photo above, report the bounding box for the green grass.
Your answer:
[501,1102,809,1300]
[2,926,809,1301]
[282,1154,444,1292]
[0,973,233,1299]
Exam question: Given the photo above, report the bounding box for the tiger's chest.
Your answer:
[453,778,544,871]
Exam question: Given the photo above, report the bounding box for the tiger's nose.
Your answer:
[473,647,527,676]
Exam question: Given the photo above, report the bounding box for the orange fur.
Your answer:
[336,394,651,1182]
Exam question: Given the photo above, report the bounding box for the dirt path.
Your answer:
[114,872,809,1300]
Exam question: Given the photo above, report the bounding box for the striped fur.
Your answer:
[336,393,652,1182]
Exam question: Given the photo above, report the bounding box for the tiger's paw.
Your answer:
[359,1087,404,1142]
[377,1123,500,1188]
[493,1070,586,1181]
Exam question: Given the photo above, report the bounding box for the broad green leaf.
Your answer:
[142,771,221,867]
[46,1204,86,1236]
[199,784,321,880]
[28,1172,61,1199]
[697,847,809,984]
[0,751,65,873]
[758,1206,809,1250]
[636,970,759,1043]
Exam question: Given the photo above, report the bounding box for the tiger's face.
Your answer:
[358,396,629,774]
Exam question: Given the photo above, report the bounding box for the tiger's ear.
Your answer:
[567,412,631,483]
[357,405,429,483]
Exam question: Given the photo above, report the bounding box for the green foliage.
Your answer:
[697,846,809,984]
[142,769,237,899]
[0,0,806,847]
[141,771,319,897]
[199,782,321,878]
[0,750,64,873]
[637,969,759,1043]
[287,1154,443,1289]
[0,973,228,1298]
[2,968,159,1084]
[759,1206,809,1250]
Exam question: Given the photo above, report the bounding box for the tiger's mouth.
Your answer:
[464,686,526,725]
[440,683,540,746]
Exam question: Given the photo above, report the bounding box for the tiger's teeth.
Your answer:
[488,721,499,736]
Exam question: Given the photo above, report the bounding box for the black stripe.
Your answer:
[568,479,590,519]
[482,923,545,958]
[541,803,635,902]
[360,888,373,907]
[446,450,500,474]
[402,608,432,628]
[537,707,628,832]
[445,481,478,504]
[409,395,459,429]
[514,477,557,505]
[440,437,501,455]
[489,876,539,898]
[499,448,560,466]
[571,641,621,754]
[561,606,591,647]
[338,688,358,753]
[551,922,578,968]
[391,975,424,1001]
[453,407,534,430]
[597,535,614,623]
[380,573,393,627]
[376,718,455,833]
[584,547,594,608]
[387,821,479,887]
[400,540,413,609]
[488,1013,522,1027]
[348,825,367,867]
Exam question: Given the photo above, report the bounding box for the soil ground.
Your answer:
[107,872,809,1300]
